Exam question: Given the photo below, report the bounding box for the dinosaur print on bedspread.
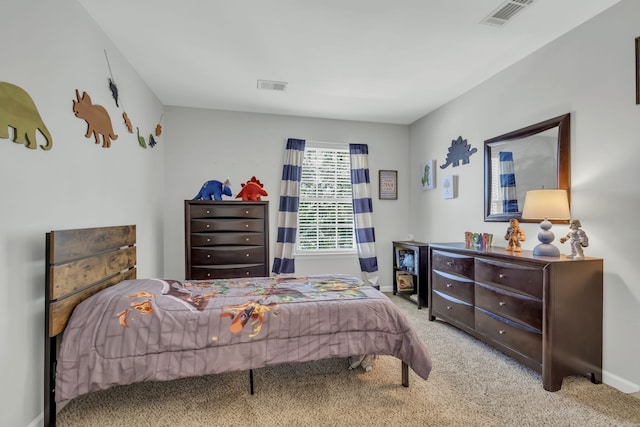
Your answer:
[113,276,368,335]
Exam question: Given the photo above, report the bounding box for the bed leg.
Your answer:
[401,361,409,387]
[249,369,255,395]
[44,335,57,426]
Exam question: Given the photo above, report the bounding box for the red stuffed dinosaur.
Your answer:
[235,176,268,201]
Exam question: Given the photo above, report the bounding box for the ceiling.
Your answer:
[76,0,621,125]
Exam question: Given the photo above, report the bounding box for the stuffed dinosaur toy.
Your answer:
[235,176,268,201]
[192,178,232,201]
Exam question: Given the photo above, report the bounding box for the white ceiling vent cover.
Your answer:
[257,80,288,91]
[480,0,536,27]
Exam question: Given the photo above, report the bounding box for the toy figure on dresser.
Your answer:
[559,219,589,260]
[236,176,268,201]
[505,218,526,252]
[192,178,232,201]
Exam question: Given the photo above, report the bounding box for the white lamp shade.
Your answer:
[521,189,570,220]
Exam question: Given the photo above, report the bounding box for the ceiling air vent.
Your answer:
[257,79,288,91]
[480,0,536,27]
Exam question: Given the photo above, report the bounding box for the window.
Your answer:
[297,143,355,253]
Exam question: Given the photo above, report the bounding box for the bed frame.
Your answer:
[44,224,410,427]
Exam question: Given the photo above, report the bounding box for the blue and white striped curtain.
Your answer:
[349,144,379,287]
[272,138,305,274]
[499,151,518,213]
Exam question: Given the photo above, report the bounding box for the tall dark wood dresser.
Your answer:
[184,200,269,280]
[428,242,603,392]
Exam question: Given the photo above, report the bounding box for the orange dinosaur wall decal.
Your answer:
[122,112,133,133]
[72,89,118,148]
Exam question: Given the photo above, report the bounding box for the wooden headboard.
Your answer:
[45,224,137,336]
[44,224,136,427]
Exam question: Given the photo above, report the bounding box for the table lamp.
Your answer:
[521,189,570,257]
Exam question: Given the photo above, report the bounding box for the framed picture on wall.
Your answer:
[636,36,639,104]
[421,160,435,190]
[379,170,398,200]
[441,175,457,199]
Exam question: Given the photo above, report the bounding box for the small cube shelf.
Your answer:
[392,241,429,309]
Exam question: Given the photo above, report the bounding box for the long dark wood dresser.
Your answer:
[185,200,269,280]
[428,242,603,391]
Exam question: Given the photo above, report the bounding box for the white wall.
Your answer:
[0,1,164,426]
[409,0,640,393]
[4,0,639,425]
[162,106,411,287]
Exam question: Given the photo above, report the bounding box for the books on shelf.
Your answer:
[395,248,415,272]
[396,271,414,293]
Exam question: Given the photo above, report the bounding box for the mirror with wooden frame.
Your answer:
[484,113,570,223]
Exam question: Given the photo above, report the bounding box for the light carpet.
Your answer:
[56,294,640,426]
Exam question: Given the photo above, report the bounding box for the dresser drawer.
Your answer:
[475,307,542,364]
[190,232,265,246]
[475,282,542,331]
[432,290,474,329]
[432,269,474,305]
[190,219,265,233]
[189,204,266,219]
[190,264,266,280]
[191,246,265,265]
[475,258,543,299]
[432,250,474,279]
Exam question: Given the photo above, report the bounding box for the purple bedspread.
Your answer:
[56,274,432,402]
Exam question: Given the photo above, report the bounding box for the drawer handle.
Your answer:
[499,273,507,279]
[498,301,506,306]
[498,330,506,335]
[206,210,211,214]
[207,255,211,258]
[447,261,454,267]
[245,253,250,257]
[246,238,250,242]
[446,305,452,310]
[206,224,210,228]
[246,271,250,276]
[206,273,211,277]
[245,210,249,214]
[446,283,453,288]
[245,224,249,228]
[206,238,211,242]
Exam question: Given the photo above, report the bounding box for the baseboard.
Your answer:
[603,370,640,394]
[27,413,42,427]
[28,401,69,427]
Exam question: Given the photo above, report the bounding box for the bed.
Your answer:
[44,225,432,426]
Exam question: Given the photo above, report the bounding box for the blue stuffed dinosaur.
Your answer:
[192,178,232,201]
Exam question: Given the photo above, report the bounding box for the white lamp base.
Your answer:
[533,218,561,257]
[532,243,560,257]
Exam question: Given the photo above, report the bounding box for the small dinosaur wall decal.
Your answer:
[136,127,147,148]
[108,78,119,107]
[122,112,133,133]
